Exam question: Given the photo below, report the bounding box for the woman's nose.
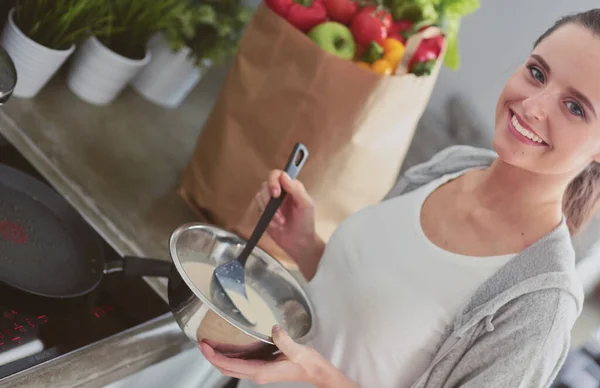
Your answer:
[521,92,550,121]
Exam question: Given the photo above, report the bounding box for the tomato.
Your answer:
[361,6,393,30]
[350,7,390,48]
[323,0,358,25]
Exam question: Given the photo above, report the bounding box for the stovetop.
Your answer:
[0,139,170,380]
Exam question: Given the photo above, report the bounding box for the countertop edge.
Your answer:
[0,314,192,388]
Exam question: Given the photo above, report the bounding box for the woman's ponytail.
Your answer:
[563,163,600,235]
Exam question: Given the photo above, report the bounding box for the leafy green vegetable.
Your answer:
[438,0,479,70]
[413,0,440,21]
[440,17,460,69]
[442,0,480,18]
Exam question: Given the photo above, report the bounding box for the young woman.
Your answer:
[200,9,600,388]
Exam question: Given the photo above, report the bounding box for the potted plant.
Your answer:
[131,0,251,109]
[66,0,185,106]
[0,0,106,98]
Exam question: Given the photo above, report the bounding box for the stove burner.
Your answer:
[0,221,27,244]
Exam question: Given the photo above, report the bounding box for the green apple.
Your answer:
[307,22,356,61]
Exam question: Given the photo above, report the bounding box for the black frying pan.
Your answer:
[0,164,171,300]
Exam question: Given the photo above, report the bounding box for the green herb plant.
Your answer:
[13,0,110,50]
[99,0,189,60]
[163,0,252,70]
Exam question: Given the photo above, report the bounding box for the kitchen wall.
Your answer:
[425,0,600,130]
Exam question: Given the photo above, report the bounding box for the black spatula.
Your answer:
[212,143,309,326]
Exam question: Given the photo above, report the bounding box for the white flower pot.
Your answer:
[131,34,209,108]
[1,8,75,98]
[67,36,150,105]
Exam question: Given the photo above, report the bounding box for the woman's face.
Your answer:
[494,23,600,176]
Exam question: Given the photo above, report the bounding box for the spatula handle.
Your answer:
[238,143,309,266]
[281,143,309,181]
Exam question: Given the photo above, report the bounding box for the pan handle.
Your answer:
[105,256,173,278]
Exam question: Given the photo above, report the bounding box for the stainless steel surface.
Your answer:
[0,66,233,386]
[0,46,16,105]
[0,314,192,388]
[168,224,314,360]
[103,346,230,388]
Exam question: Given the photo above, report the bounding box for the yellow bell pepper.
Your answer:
[382,38,405,70]
[355,38,405,75]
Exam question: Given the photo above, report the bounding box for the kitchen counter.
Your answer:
[0,66,230,387]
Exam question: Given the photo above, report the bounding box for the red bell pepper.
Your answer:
[408,35,444,76]
[266,0,328,32]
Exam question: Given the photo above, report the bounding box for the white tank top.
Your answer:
[238,171,515,388]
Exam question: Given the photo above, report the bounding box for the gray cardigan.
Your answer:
[385,145,585,388]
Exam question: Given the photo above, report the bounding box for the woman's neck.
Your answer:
[466,159,568,225]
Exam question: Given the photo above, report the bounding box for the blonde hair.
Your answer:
[536,9,600,235]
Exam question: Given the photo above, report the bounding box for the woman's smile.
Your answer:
[507,109,549,146]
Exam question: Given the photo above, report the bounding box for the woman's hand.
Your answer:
[255,170,325,280]
[199,326,358,388]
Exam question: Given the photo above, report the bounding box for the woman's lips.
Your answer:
[507,110,549,146]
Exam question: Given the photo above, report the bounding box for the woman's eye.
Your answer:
[528,65,545,83]
[566,101,585,117]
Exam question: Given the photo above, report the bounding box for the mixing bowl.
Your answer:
[166,223,315,360]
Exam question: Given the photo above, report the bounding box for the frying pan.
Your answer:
[0,164,172,301]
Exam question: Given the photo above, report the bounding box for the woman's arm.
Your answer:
[428,290,577,388]
[253,170,325,281]
[291,232,325,281]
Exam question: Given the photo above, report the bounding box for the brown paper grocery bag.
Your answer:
[179,3,445,264]
[309,27,445,239]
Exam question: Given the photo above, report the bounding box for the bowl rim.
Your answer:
[169,222,315,345]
